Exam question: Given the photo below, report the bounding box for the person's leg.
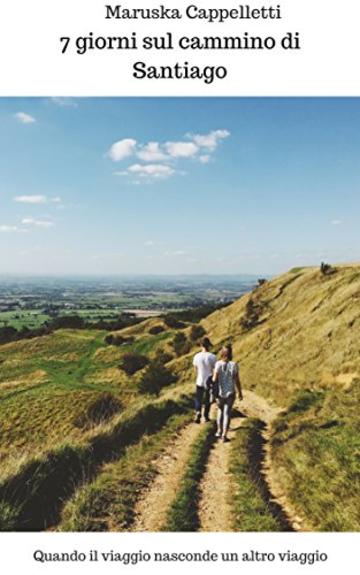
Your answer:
[216,398,224,436]
[194,386,203,423]
[222,394,235,439]
[203,388,211,421]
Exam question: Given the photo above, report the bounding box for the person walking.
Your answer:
[192,336,217,423]
[213,343,243,442]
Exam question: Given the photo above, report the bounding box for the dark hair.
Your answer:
[201,337,212,351]
[220,344,233,361]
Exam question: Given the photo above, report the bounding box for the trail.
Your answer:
[130,389,305,532]
[242,390,306,531]
[198,408,245,531]
[197,390,303,532]
[131,421,203,532]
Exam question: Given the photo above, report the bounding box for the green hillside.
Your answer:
[201,263,360,530]
[0,264,359,531]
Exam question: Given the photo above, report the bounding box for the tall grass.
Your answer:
[60,413,192,531]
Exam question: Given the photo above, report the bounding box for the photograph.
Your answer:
[0,96,359,533]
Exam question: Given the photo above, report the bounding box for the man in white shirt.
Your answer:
[193,336,217,423]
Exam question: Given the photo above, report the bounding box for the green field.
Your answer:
[0,310,50,329]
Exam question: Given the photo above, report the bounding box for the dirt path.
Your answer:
[198,391,304,532]
[241,389,283,423]
[132,390,305,532]
[242,390,306,531]
[261,427,307,531]
[198,408,244,531]
[131,421,203,532]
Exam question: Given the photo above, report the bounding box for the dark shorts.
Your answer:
[217,393,235,409]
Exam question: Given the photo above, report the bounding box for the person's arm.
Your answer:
[193,355,198,374]
[235,365,243,400]
[212,362,219,382]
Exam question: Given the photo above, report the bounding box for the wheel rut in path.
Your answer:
[131,421,203,532]
[198,409,245,531]
[242,390,306,531]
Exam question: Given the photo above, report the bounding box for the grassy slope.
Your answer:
[0,319,182,481]
[1,265,359,531]
[60,412,192,531]
[202,264,360,530]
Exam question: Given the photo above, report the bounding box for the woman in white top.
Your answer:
[212,344,243,442]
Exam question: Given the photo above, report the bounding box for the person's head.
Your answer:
[201,337,212,351]
[220,343,233,361]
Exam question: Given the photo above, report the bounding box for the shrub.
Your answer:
[172,332,191,357]
[138,363,178,396]
[189,324,206,342]
[104,334,133,346]
[320,262,336,276]
[240,298,264,330]
[0,326,19,344]
[155,350,174,364]
[163,315,186,329]
[119,353,149,375]
[74,393,122,428]
[148,325,165,335]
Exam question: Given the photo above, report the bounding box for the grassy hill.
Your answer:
[201,263,360,530]
[0,264,359,531]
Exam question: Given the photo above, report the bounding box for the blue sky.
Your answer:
[0,97,359,276]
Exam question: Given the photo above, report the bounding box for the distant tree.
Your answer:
[50,315,85,330]
[189,324,206,342]
[138,362,178,396]
[148,325,165,335]
[104,334,132,346]
[163,315,186,329]
[257,278,267,286]
[320,262,335,276]
[0,326,18,344]
[119,352,149,375]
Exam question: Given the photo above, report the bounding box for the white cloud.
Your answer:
[108,139,137,161]
[14,195,47,204]
[0,225,19,232]
[21,217,54,228]
[145,240,155,246]
[190,129,230,150]
[15,112,36,124]
[165,141,198,158]
[331,219,342,225]
[14,195,62,205]
[128,164,175,179]
[137,142,168,162]
[109,128,230,182]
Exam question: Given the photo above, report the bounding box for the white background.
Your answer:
[0,0,359,95]
[0,0,359,572]
[1,532,359,574]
